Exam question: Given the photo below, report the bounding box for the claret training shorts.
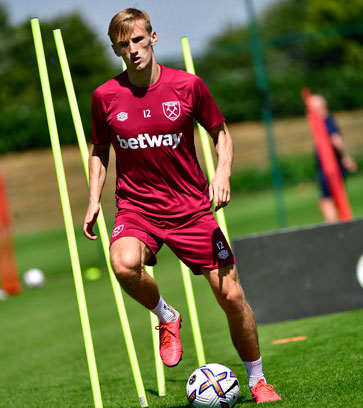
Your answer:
[110,208,235,275]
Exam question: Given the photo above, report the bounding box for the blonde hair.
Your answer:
[108,8,152,44]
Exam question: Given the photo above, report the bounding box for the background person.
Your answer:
[83,8,281,403]
[308,94,357,222]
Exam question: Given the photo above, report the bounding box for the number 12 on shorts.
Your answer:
[216,241,224,250]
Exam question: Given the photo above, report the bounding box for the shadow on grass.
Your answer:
[238,394,254,404]
[168,405,190,408]
[145,387,190,407]
[146,388,161,397]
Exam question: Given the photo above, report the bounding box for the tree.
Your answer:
[192,0,363,121]
[0,7,118,153]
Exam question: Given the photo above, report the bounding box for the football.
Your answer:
[186,363,240,407]
[23,268,45,288]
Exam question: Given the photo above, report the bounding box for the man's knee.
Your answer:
[220,281,246,310]
[110,238,144,281]
[111,251,141,277]
[204,264,247,309]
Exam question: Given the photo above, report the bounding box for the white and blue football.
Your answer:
[186,363,240,407]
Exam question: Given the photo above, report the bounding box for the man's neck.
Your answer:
[127,58,160,87]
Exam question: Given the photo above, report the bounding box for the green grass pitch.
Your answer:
[0,174,362,407]
[1,277,362,407]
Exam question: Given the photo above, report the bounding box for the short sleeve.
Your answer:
[325,115,340,137]
[193,76,225,131]
[91,88,110,145]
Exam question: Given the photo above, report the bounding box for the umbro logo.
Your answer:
[116,112,128,122]
[218,250,229,260]
[112,224,124,237]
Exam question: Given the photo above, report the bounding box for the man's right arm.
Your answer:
[83,143,110,240]
[330,132,358,173]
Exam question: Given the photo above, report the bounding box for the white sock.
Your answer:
[243,357,266,389]
[151,296,175,322]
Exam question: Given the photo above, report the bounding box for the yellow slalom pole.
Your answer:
[30,18,103,408]
[145,266,166,396]
[122,58,127,72]
[179,261,206,366]
[180,36,230,244]
[53,28,148,407]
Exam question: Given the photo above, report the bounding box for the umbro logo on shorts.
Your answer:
[218,250,229,259]
[112,224,124,237]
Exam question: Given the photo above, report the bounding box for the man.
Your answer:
[83,8,281,403]
[308,94,357,222]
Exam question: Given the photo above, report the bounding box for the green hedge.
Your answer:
[0,100,92,154]
[230,154,363,192]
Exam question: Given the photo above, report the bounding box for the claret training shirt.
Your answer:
[91,64,225,218]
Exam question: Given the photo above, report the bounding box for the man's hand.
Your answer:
[208,123,233,211]
[342,154,358,173]
[83,202,100,240]
[209,170,231,211]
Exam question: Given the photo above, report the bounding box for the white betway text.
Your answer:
[116,133,182,150]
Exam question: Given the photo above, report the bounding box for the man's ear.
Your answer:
[150,30,157,46]
[112,43,120,57]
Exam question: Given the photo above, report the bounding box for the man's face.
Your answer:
[308,95,328,116]
[112,20,157,71]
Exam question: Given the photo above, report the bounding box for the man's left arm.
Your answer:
[208,122,233,211]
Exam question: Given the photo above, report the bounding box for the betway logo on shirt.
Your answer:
[116,133,182,150]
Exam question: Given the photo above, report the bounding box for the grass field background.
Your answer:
[0,111,362,407]
[0,276,362,407]
[0,169,362,406]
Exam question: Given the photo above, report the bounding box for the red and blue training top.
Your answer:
[91,64,225,218]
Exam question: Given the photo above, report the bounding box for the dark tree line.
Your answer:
[1,0,363,153]
[192,0,363,121]
[0,5,118,153]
